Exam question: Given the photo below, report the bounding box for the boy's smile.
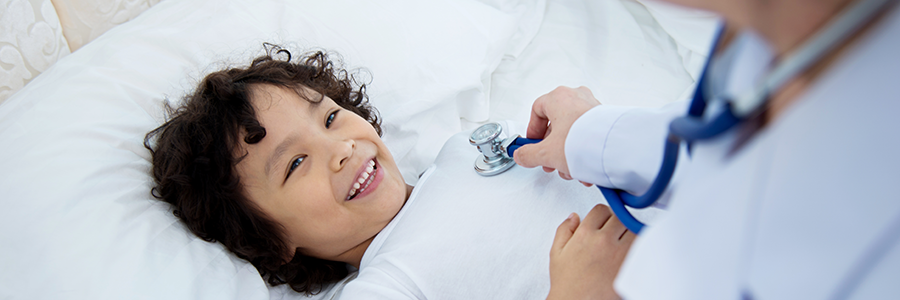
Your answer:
[235,84,407,267]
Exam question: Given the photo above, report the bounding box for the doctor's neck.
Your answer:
[742,0,859,56]
[757,0,890,122]
[685,0,856,56]
[700,0,889,123]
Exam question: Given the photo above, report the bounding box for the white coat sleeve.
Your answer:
[565,101,689,196]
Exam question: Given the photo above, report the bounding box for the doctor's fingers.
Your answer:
[526,86,600,140]
[513,141,569,175]
[526,89,564,139]
[541,166,574,180]
[526,98,551,140]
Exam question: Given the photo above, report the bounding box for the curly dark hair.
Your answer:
[144,45,380,294]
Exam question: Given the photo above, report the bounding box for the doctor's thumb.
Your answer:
[513,143,548,169]
[515,140,571,176]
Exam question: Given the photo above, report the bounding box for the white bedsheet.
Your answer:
[0,0,717,299]
[480,0,718,128]
[0,0,539,299]
[339,123,660,299]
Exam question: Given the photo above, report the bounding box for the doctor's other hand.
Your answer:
[547,204,635,300]
[514,86,599,181]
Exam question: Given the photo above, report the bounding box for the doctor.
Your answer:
[514,0,900,299]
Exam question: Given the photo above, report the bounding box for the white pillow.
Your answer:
[0,0,533,299]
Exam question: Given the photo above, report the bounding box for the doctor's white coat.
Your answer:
[565,5,900,300]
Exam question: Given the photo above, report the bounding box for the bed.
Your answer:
[0,0,716,299]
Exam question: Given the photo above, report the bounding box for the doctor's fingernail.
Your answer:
[567,213,576,221]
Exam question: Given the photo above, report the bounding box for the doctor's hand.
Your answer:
[547,204,635,300]
[513,86,600,182]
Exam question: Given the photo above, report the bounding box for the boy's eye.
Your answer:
[325,110,338,128]
[287,156,305,179]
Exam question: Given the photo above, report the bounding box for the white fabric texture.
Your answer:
[340,125,660,299]
[50,0,162,51]
[0,0,723,298]
[480,0,718,130]
[639,0,720,82]
[0,0,70,104]
[0,0,537,299]
[601,6,900,300]
[454,0,546,124]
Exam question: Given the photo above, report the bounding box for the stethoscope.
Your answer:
[470,0,896,234]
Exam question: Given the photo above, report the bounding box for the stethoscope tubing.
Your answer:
[507,0,895,235]
[597,134,682,233]
[507,135,679,234]
[505,137,543,157]
[506,32,723,234]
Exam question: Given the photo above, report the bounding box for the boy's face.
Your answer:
[235,84,407,265]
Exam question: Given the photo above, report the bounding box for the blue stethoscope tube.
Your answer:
[506,28,728,234]
[508,0,893,234]
[508,80,723,235]
[505,138,543,157]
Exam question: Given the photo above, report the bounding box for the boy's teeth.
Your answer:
[348,159,377,200]
[358,160,375,184]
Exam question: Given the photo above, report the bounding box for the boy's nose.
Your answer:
[330,138,355,171]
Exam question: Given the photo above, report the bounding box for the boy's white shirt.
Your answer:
[337,122,660,299]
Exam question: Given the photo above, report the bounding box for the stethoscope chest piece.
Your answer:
[469,122,517,176]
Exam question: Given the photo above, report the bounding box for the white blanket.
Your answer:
[0,0,716,299]
[339,124,660,299]
[482,0,717,128]
[0,0,540,299]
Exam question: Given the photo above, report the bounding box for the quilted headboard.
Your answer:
[1,0,160,104]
